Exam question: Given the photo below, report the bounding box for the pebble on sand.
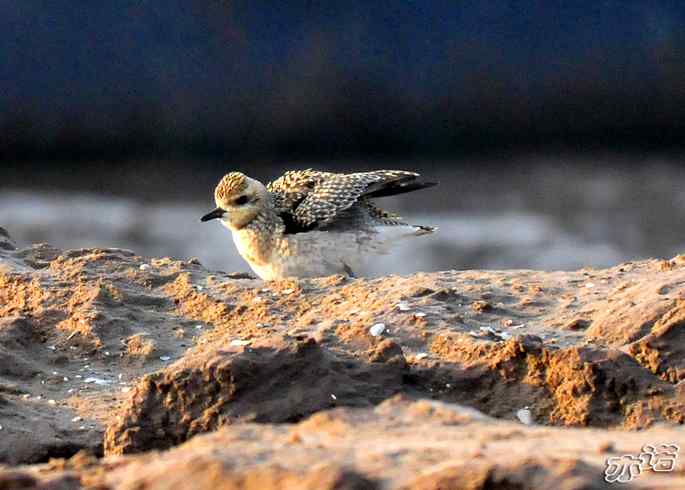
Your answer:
[369,323,386,336]
[230,339,251,346]
[395,302,411,311]
[516,407,534,425]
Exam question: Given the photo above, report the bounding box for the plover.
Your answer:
[201,169,437,279]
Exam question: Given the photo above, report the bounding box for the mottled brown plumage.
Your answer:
[268,169,433,229]
[201,169,437,279]
[215,172,249,203]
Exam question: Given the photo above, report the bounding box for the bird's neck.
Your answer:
[232,209,285,267]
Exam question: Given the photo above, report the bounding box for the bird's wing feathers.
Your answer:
[294,173,374,226]
[267,169,430,229]
[267,169,324,212]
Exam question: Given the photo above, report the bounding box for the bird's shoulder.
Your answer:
[267,169,328,195]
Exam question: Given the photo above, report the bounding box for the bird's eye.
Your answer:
[234,195,249,205]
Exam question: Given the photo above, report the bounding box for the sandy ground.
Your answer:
[1,227,685,488]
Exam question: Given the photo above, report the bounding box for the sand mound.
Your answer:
[1,229,684,488]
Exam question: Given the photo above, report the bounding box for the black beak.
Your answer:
[200,207,225,222]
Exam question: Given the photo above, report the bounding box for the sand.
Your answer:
[1,228,685,488]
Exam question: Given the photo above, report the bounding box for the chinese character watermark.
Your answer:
[605,443,680,483]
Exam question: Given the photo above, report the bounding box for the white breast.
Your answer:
[231,225,431,280]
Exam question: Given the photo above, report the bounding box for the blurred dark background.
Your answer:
[2,1,685,274]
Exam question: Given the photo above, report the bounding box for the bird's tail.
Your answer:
[373,223,437,250]
[360,223,437,258]
[412,224,437,236]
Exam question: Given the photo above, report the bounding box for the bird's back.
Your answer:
[266,169,436,234]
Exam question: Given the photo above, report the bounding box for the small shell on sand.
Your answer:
[230,339,251,346]
[369,323,386,337]
[516,407,533,425]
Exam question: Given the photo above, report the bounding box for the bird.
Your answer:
[200,169,437,280]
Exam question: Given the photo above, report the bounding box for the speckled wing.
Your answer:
[267,169,330,214]
[268,169,426,228]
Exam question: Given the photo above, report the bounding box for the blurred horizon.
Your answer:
[4,156,685,275]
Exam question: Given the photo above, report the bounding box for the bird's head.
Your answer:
[201,172,268,230]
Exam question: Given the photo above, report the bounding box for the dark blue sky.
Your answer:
[2,1,684,158]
